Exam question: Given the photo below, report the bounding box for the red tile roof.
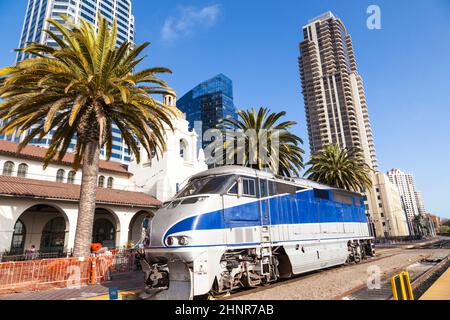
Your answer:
[0,175,161,208]
[0,140,130,176]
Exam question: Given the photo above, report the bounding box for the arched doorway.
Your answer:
[11,204,69,255]
[40,217,66,254]
[93,208,119,248]
[92,219,115,247]
[128,211,154,247]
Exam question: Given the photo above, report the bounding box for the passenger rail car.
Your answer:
[143,166,374,300]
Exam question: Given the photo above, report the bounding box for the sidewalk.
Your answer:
[0,271,145,300]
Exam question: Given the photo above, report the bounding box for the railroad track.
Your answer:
[222,241,449,300]
[337,254,449,300]
[221,250,400,300]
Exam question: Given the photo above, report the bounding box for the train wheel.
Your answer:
[354,244,362,263]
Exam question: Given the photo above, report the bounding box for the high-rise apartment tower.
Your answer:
[387,169,424,220]
[299,12,377,169]
[299,12,409,238]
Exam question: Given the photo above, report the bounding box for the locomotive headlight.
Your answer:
[178,236,191,246]
[166,236,178,246]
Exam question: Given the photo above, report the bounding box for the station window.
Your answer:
[17,163,28,178]
[56,169,65,183]
[98,176,105,188]
[107,177,114,189]
[2,161,14,176]
[67,171,76,184]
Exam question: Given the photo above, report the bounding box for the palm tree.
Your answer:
[304,144,373,191]
[0,15,176,257]
[220,107,305,177]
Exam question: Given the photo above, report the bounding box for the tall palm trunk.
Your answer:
[73,139,100,257]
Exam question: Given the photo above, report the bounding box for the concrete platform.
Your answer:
[0,271,146,300]
[419,267,450,300]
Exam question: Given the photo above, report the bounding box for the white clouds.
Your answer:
[161,4,221,42]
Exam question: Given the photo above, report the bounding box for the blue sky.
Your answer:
[0,0,449,218]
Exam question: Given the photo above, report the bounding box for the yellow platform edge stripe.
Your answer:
[420,267,450,300]
[82,290,142,300]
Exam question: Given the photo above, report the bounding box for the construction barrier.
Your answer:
[390,271,414,300]
[109,250,136,273]
[0,255,115,295]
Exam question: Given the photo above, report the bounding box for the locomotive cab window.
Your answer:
[228,182,238,195]
[176,175,236,198]
[242,178,256,197]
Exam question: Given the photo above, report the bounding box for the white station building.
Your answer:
[0,96,207,257]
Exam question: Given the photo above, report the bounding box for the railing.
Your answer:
[107,249,145,273]
[374,235,426,246]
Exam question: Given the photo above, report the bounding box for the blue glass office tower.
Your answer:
[4,0,135,164]
[178,74,237,149]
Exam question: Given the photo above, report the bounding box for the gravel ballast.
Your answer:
[232,248,450,300]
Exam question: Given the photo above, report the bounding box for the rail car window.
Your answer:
[333,191,354,205]
[243,178,256,197]
[314,189,330,200]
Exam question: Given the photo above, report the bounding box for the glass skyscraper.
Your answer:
[177,74,237,150]
[6,0,135,164]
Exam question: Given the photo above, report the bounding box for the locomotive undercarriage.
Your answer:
[211,247,280,295]
[142,239,374,300]
[347,239,375,264]
[211,240,374,297]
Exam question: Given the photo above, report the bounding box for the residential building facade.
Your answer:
[298,12,395,237]
[387,169,421,220]
[4,0,136,164]
[177,74,237,150]
[426,213,441,234]
[298,12,377,168]
[415,191,427,216]
[366,173,410,237]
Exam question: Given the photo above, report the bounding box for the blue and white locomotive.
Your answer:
[143,166,374,300]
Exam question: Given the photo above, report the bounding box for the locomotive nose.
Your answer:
[149,195,216,247]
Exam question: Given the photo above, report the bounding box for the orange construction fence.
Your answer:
[0,254,115,295]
